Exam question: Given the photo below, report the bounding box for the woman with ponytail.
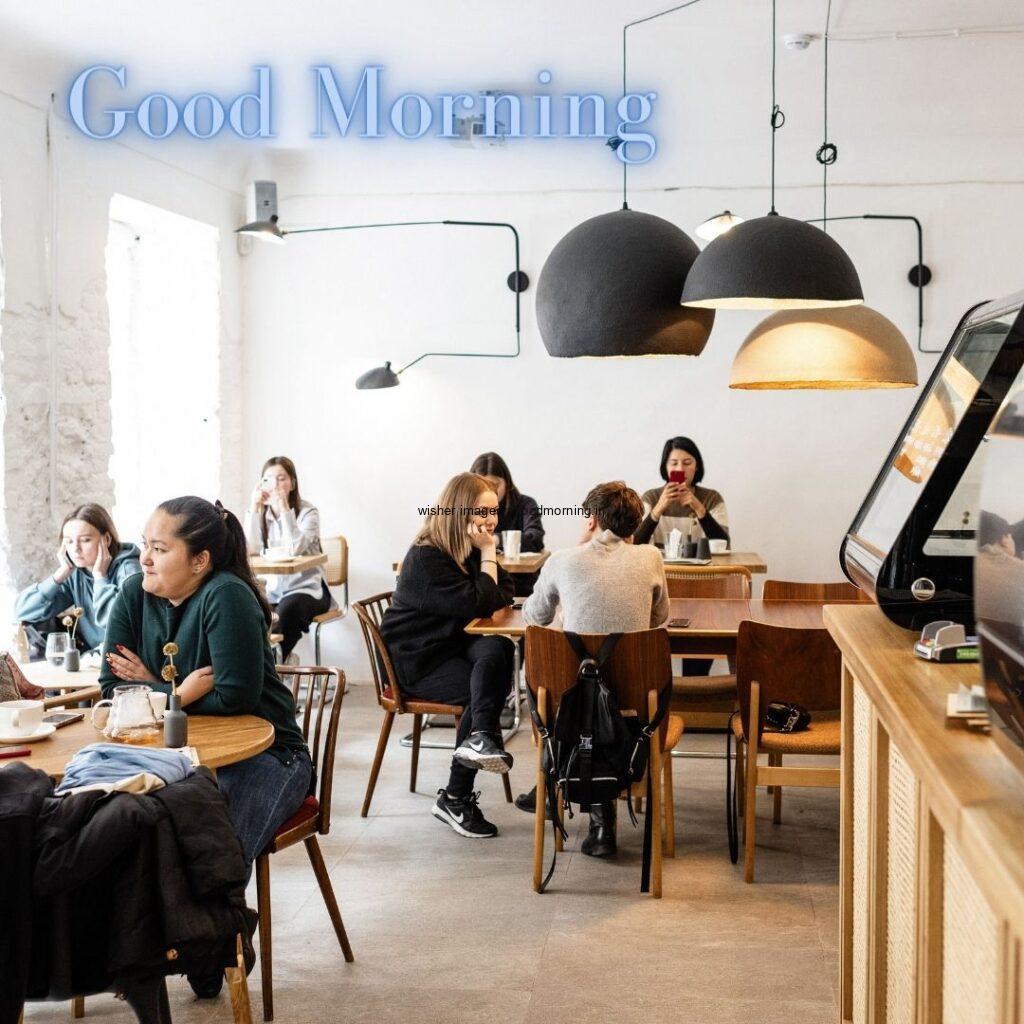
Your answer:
[99,496,311,875]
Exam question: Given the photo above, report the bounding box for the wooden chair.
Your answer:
[730,621,842,882]
[255,666,353,1021]
[353,593,512,817]
[665,564,752,585]
[524,626,684,898]
[762,579,870,602]
[668,573,750,727]
[311,535,349,665]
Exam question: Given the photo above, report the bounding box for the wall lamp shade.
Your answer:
[681,214,864,310]
[696,210,744,242]
[235,215,285,244]
[536,209,714,357]
[730,306,918,390]
[355,361,401,390]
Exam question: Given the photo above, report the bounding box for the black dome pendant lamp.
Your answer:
[681,0,864,311]
[536,1,714,358]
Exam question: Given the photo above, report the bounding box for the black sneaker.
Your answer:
[432,790,498,838]
[453,731,513,774]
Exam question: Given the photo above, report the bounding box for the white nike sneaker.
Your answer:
[431,789,498,838]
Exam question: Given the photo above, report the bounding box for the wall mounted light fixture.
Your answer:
[236,211,527,389]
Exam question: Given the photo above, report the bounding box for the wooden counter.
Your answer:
[825,603,1024,1024]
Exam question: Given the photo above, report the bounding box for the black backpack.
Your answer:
[526,631,670,893]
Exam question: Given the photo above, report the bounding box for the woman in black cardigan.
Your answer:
[381,472,515,838]
[470,451,544,596]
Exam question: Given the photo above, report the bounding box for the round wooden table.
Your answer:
[2,714,275,780]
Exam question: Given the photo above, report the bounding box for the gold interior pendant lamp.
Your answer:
[729,0,917,391]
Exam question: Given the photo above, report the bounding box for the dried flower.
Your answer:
[163,642,179,656]
[62,615,74,628]
[161,664,177,682]
[73,607,84,617]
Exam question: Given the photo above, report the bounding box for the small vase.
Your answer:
[63,649,80,672]
[163,693,188,748]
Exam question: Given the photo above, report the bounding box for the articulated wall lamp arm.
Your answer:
[803,213,935,353]
[275,219,526,388]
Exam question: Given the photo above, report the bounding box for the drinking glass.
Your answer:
[45,632,71,668]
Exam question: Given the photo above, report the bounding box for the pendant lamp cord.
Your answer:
[816,0,838,230]
[769,0,786,215]
[621,0,707,210]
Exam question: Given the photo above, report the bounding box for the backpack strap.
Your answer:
[563,631,622,667]
[523,681,568,893]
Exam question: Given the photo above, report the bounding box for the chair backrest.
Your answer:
[352,592,405,712]
[524,625,672,739]
[735,621,842,741]
[667,573,750,599]
[762,579,869,602]
[276,665,345,834]
[322,535,349,593]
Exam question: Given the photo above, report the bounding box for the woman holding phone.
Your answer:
[16,503,142,656]
[380,472,515,839]
[634,436,730,548]
[243,456,334,661]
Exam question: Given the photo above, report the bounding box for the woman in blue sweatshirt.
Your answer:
[16,503,142,654]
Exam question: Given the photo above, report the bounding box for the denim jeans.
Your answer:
[217,749,312,874]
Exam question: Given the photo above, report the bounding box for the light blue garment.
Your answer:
[15,542,143,650]
[55,742,193,794]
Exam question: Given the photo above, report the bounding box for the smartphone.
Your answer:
[44,711,85,728]
[668,470,686,485]
[667,617,691,629]
[64,549,76,567]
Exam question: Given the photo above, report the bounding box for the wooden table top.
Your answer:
[824,603,1024,932]
[251,552,327,575]
[18,661,102,709]
[467,597,854,637]
[393,550,551,576]
[0,714,275,781]
[662,550,767,574]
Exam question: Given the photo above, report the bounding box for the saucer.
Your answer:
[0,722,57,745]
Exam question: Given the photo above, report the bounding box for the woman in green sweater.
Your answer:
[99,495,310,873]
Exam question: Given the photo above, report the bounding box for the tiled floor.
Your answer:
[25,684,840,1024]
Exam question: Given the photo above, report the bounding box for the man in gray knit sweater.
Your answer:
[521,481,670,856]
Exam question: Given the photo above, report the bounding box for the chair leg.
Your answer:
[256,853,273,1021]
[501,773,513,803]
[662,752,676,858]
[409,714,422,793]
[226,933,254,1024]
[633,795,643,814]
[532,694,547,892]
[314,623,322,666]
[735,736,745,817]
[743,685,760,884]
[649,733,664,900]
[555,791,565,852]
[304,836,354,962]
[772,753,783,824]
[72,997,85,1018]
[361,711,394,817]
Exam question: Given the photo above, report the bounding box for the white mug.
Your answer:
[264,545,289,561]
[502,530,522,560]
[148,691,168,719]
[709,539,729,554]
[0,699,44,737]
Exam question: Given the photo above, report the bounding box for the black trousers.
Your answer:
[272,581,332,659]
[402,635,515,797]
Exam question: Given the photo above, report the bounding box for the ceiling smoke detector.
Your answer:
[784,33,815,50]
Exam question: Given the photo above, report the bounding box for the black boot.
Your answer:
[581,800,617,858]
[514,785,537,813]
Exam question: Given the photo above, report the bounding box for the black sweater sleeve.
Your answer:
[698,511,730,542]
[519,496,545,552]
[633,515,658,545]
[403,546,512,619]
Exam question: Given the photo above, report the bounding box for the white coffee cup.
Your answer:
[709,539,729,554]
[0,699,45,738]
[264,545,289,561]
[149,691,168,718]
[502,530,522,560]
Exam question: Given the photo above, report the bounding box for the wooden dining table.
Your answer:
[466,597,857,657]
[19,660,103,709]
[662,550,767,576]
[0,714,276,781]
[392,550,551,576]
[251,552,327,575]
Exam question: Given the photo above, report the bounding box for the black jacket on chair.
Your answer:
[0,764,256,1023]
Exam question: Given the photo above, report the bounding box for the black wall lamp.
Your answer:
[236,213,527,389]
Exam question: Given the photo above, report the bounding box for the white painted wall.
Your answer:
[238,24,1024,677]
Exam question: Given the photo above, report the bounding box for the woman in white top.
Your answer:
[244,456,335,660]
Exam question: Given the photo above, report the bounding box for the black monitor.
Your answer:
[842,291,1024,630]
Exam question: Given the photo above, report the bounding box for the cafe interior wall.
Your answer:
[239,26,1024,675]
[0,41,247,626]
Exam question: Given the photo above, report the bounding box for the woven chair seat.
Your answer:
[672,673,737,700]
[732,710,841,755]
